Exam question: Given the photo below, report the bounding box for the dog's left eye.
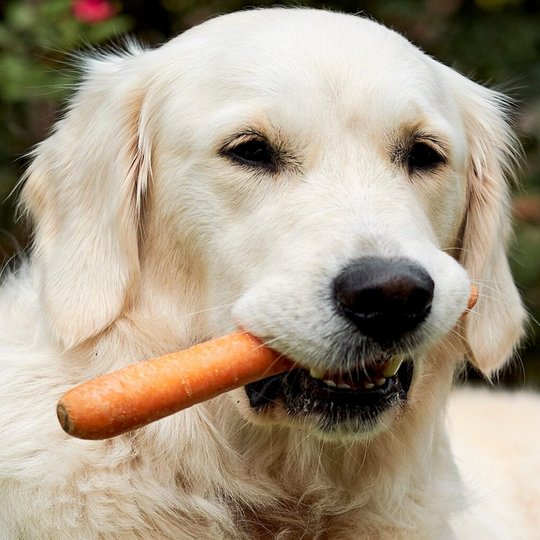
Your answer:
[407,142,446,173]
[225,138,275,169]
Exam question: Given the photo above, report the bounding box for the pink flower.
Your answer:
[72,0,117,24]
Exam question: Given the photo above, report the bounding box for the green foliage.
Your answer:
[0,0,132,102]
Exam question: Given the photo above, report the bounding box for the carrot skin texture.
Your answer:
[57,333,292,440]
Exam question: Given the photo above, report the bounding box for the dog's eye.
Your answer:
[226,138,275,169]
[407,142,446,173]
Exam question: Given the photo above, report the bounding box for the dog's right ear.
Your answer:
[447,73,526,377]
[21,46,154,349]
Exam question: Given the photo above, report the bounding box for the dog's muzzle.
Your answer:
[245,257,432,435]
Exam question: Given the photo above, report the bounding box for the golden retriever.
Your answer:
[1,8,539,539]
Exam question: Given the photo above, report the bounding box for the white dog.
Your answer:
[1,8,538,539]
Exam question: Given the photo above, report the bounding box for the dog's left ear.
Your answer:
[21,48,154,348]
[451,73,526,377]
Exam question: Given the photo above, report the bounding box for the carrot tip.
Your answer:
[57,402,72,435]
[467,284,479,312]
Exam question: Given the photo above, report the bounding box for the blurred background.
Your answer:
[1,0,539,386]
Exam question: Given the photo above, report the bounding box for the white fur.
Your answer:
[0,8,536,539]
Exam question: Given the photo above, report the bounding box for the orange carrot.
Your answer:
[57,332,292,440]
[58,286,479,440]
[467,284,478,312]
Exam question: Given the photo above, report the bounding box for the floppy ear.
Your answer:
[21,47,153,348]
[454,78,526,376]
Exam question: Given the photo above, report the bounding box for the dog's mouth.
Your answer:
[245,353,414,435]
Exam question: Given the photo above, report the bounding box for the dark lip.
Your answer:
[245,359,414,424]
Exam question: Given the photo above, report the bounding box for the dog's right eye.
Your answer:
[224,138,276,170]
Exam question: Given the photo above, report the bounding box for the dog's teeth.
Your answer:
[363,382,375,390]
[309,368,325,380]
[323,379,337,387]
[337,383,352,389]
[374,377,386,387]
[382,356,404,378]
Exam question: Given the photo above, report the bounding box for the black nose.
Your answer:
[333,257,434,344]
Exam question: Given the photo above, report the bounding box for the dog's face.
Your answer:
[23,9,524,440]
[147,10,503,437]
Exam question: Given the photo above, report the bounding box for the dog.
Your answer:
[1,7,538,539]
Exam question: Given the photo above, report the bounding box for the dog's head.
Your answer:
[22,9,525,439]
